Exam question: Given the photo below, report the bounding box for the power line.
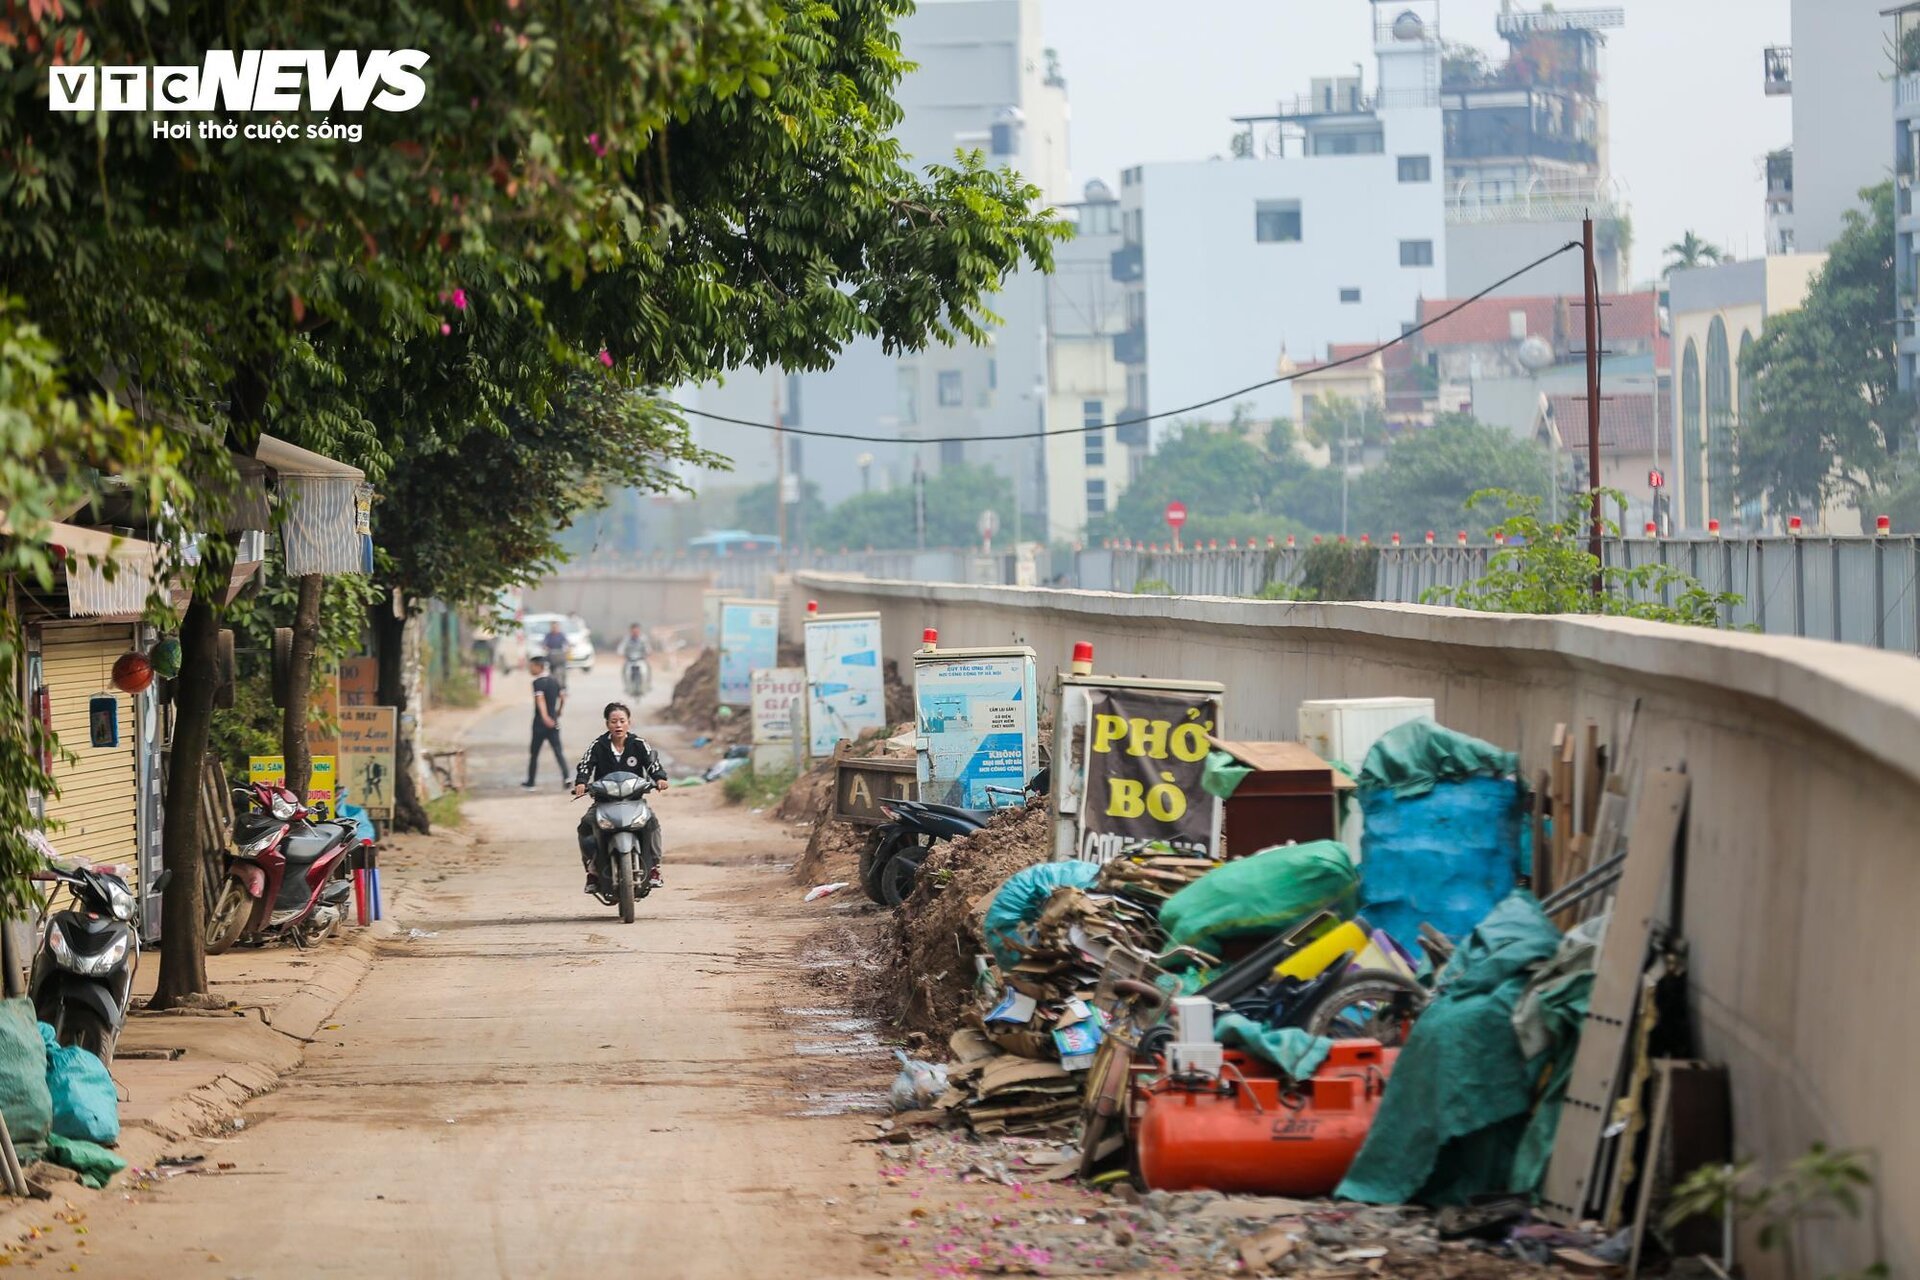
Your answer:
[667,241,1582,446]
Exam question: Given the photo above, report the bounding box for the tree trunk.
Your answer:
[281,573,324,797]
[153,588,221,1008]
[373,591,431,834]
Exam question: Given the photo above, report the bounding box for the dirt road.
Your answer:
[79,661,900,1278]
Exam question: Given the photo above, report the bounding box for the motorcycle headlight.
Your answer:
[49,929,129,977]
[106,880,136,922]
[271,794,299,820]
[597,816,616,830]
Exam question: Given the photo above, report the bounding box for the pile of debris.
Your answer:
[998,853,1218,1005]
[785,724,915,884]
[889,801,1052,1039]
[933,1029,1083,1141]
[663,649,741,740]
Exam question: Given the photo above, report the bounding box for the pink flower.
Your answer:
[440,323,451,336]
[597,348,614,368]
[587,132,608,158]
[452,288,468,311]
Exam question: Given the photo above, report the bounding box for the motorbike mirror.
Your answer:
[152,868,174,894]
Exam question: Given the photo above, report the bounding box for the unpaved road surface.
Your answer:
[80,662,900,1278]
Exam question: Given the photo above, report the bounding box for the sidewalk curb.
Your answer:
[0,895,405,1235]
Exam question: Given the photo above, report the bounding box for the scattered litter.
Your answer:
[804,882,850,903]
[404,929,439,941]
[889,1052,950,1113]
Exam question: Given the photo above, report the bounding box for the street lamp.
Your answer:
[857,452,874,494]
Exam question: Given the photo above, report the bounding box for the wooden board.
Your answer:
[832,753,918,827]
[1539,768,1690,1224]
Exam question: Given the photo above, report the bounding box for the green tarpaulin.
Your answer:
[1159,841,1358,955]
[1358,719,1516,800]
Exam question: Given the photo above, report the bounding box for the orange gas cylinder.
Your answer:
[1134,1041,1398,1196]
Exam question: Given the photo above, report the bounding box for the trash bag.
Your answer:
[0,998,51,1163]
[1214,1014,1334,1080]
[1358,775,1526,952]
[1335,891,1564,1207]
[1200,750,1254,800]
[1357,719,1515,801]
[40,1024,118,1146]
[1159,841,1358,955]
[889,1050,950,1112]
[43,1132,126,1189]
[981,862,1102,971]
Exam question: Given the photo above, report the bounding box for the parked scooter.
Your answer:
[866,766,1051,907]
[578,771,659,924]
[206,781,359,955]
[29,863,170,1067]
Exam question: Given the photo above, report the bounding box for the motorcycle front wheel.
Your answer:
[614,851,636,924]
[54,1003,116,1068]
[205,877,252,955]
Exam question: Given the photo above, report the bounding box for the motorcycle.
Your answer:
[579,771,658,924]
[206,781,360,955]
[622,652,652,698]
[29,863,170,1067]
[866,766,1052,907]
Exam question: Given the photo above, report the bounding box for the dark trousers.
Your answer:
[527,722,567,784]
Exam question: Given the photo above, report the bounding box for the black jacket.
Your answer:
[574,733,666,788]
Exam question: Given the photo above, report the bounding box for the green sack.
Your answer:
[1159,841,1358,954]
[0,998,51,1163]
[1357,720,1515,800]
[44,1133,126,1189]
[1201,750,1254,800]
[1215,1014,1333,1080]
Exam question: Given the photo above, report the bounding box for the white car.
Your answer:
[521,612,594,673]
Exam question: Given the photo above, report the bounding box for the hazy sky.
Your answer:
[1040,0,1793,280]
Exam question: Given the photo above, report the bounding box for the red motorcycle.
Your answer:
[206,781,361,954]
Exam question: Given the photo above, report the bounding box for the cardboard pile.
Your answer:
[937,1030,1082,1140]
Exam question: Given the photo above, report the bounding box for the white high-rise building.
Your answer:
[1044,182,1133,544]
[682,0,1070,543]
[1784,0,1892,255]
[1113,1,1447,439]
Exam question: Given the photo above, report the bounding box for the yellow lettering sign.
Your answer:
[1106,778,1146,818]
[1090,713,1129,755]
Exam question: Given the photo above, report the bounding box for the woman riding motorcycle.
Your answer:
[572,703,669,894]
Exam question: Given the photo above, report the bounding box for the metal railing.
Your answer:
[1076,537,1920,656]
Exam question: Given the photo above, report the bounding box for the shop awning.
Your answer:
[255,435,368,577]
[0,517,160,618]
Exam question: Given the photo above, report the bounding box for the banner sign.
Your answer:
[718,598,778,707]
[248,754,336,819]
[702,590,727,651]
[912,648,1037,809]
[750,667,805,774]
[338,706,398,818]
[1078,687,1219,861]
[803,613,887,757]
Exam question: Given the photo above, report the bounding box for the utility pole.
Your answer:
[1583,217,1604,596]
[772,375,787,549]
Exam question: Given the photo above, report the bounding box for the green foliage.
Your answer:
[1355,414,1552,538]
[1093,417,1310,542]
[1425,489,1740,625]
[733,479,827,541]
[1741,183,1910,519]
[813,463,1014,550]
[1663,231,1727,278]
[432,666,484,710]
[425,791,466,831]
[1299,544,1380,602]
[0,300,189,913]
[1252,580,1316,602]
[1301,396,1389,451]
[1133,579,1173,596]
[206,670,282,783]
[1665,1145,1884,1279]
[723,764,795,809]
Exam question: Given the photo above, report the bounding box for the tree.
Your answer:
[1301,395,1390,452]
[1740,183,1911,522]
[734,479,827,541]
[1092,421,1284,541]
[3,1,1067,1003]
[1663,231,1728,278]
[1353,414,1553,539]
[814,463,1014,549]
[1427,490,1739,626]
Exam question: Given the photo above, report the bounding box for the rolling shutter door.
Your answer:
[39,625,141,894]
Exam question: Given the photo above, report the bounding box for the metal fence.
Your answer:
[558,546,1052,598]
[1080,538,1920,657]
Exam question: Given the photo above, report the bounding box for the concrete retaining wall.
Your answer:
[797,572,1920,1276]
[523,574,710,648]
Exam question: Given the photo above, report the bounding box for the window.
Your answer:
[1397,155,1432,183]
[937,370,963,407]
[1255,200,1303,243]
[1312,130,1384,156]
[1681,340,1702,529]
[1340,287,1362,304]
[897,367,919,426]
[1083,401,1106,466]
[1706,319,1733,523]
[1399,239,1435,267]
[987,358,997,391]
[1125,290,1146,327]
[1085,479,1108,516]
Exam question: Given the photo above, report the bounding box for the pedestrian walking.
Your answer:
[523,655,568,789]
[472,631,496,698]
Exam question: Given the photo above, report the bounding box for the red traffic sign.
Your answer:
[1648,469,1665,489]
[1164,501,1188,530]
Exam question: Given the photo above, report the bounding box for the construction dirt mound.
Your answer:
[884,659,913,726]
[887,801,1051,1040]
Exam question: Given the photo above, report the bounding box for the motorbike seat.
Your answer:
[284,824,349,866]
[908,802,995,825]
